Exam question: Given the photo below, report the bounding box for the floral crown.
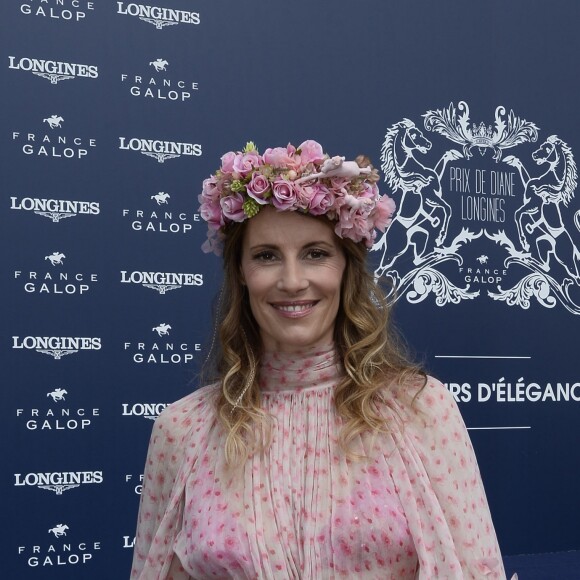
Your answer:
[198,140,396,255]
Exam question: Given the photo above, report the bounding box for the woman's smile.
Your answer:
[270,300,319,317]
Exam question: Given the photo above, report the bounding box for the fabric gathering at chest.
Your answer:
[173,346,418,578]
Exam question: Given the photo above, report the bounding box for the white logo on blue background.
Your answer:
[43,115,63,129]
[48,524,69,538]
[45,252,66,266]
[375,101,580,314]
[149,58,168,71]
[47,388,67,402]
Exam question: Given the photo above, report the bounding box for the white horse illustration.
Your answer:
[477,255,489,264]
[45,252,66,266]
[43,115,64,129]
[374,119,461,276]
[47,388,68,402]
[149,59,169,72]
[152,323,171,337]
[151,192,170,205]
[49,524,69,537]
[505,135,580,282]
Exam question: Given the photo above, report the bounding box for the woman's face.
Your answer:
[240,207,346,353]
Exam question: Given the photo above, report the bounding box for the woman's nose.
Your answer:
[276,259,309,293]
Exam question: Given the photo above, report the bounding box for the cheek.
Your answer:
[243,268,271,304]
[332,276,345,304]
[317,269,345,312]
[243,280,265,328]
[330,259,347,297]
[333,266,347,307]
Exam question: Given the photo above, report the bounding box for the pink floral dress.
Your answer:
[131,345,506,579]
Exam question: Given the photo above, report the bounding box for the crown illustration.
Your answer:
[469,122,495,145]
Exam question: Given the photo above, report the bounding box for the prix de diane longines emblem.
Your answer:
[373,101,580,314]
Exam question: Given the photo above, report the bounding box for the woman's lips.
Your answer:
[270,301,318,318]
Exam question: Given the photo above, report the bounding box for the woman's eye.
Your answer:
[307,249,328,259]
[254,251,276,261]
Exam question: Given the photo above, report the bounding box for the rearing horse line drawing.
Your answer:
[504,135,580,282]
[374,119,461,275]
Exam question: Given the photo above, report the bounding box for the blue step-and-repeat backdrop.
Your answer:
[2,1,579,577]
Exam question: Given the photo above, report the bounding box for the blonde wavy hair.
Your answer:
[207,161,425,467]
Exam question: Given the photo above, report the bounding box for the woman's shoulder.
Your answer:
[380,373,474,467]
[382,373,457,427]
[152,382,220,443]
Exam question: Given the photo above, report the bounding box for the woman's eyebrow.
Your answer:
[248,243,279,251]
[303,241,334,248]
[249,240,334,252]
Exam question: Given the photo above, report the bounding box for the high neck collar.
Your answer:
[258,344,342,393]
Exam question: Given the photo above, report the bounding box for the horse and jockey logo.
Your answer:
[49,524,69,538]
[152,323,171,337]
[151,191,170,205]
[43,115,64,129]
[45,252,66,266]
[47,388,68,402]
[149,59,169,72]
[374,101,580,314]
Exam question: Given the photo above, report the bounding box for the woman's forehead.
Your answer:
[243,208,337,248]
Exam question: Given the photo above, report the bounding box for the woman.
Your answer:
[131,140,507,579]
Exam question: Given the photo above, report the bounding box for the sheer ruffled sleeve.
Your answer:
[130,386,217,579]
[388,377,507,579]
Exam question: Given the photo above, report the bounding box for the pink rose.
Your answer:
[295,185,314,210]
[220,151,236,173]
[199,200,223,230]
[335,207,370,243]
[220,192,246,222]
[246,172,271,205]
[308,184,336,216]
[372,194,396,231]
[200,176,221,203]
[263,146,298,170]
[298,140,325,165]
[271,178,297,210]
[232,151,262,177]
